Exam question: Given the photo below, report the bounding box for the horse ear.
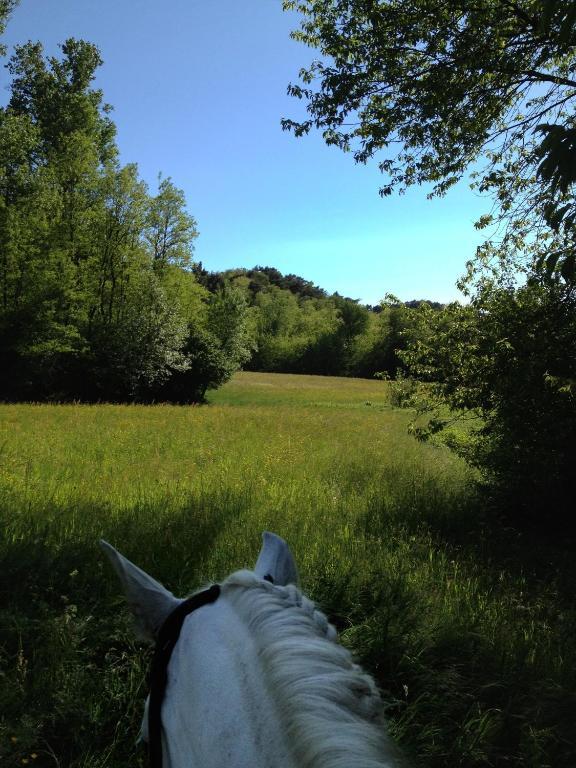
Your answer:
[100,540,182,642]
[254,531,299,586]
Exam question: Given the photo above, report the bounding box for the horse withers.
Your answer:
[101,531,403,768]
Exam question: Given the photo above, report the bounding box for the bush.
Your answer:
[402,281,576,529]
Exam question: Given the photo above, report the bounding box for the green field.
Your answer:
[1,372,574,767]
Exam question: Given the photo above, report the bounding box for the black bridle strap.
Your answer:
[148,584,221,768]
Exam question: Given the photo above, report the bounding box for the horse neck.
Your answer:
[159,595,296,768]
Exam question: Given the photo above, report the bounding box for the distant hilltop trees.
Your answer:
[190,264,445,380]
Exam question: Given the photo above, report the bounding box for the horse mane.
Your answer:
[220,570,401,768]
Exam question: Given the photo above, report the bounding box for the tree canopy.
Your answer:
[0,0,18,55]
[283,0,576,280]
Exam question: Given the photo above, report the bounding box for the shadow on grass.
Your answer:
[344,480,576,768]
[0,488,244,768]
[359,473,576,600]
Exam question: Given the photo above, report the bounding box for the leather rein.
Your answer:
[147,584,221,768]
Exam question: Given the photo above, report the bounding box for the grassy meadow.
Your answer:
[1,372,574,767]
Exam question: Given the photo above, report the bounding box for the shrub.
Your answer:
[402,281,576,529]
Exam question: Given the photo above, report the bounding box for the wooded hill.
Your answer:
[194,263,444,381]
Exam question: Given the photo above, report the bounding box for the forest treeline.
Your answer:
[194,263,443,379]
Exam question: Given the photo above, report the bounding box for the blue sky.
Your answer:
[1,0,489,305]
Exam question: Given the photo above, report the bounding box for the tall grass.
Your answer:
[1,372,574,767]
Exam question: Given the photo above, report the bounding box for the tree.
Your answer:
[353,296,426,378]
[0,110,88,398]
[401,282,576,527]
[283,0,576,280]
[0,0,18,55]
[0,38,219,403]
[329,295,370,373]
[6,40,117,274]
[250,286,310,371]
[144,177,198,271]
[160,285,255,402]
[0,40,118,397]
[8,39,116,163]
[207,285,255,373]
[87,269,189,400]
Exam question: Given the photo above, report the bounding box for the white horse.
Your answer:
[101,532,403,768]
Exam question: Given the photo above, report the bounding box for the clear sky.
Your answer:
[1,0,489,305]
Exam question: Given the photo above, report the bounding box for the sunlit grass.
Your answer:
[1,372,574,767]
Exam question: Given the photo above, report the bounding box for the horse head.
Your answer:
[102,532,402,768]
